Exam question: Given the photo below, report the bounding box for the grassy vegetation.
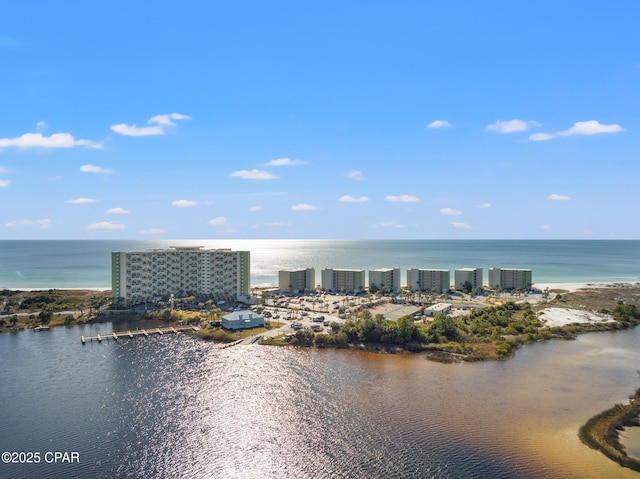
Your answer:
[580,387,640,472]
[3,286,640,364]
[0,289,112,330]
[270,294,640,361]
[197,321,285,342]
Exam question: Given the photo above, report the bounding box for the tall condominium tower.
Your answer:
[111,246,250,304]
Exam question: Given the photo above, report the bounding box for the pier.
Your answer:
[81,326,200,344]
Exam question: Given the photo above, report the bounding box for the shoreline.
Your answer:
[535,281,640,293]
[2,281,639,294]
[580,387,640,472]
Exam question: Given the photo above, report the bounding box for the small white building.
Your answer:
[222,310,265,330]
[424,303,452,317]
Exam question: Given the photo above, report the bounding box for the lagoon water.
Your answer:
[1,239,640,478]
[1,321,640,478]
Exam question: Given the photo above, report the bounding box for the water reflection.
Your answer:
[1,324,639,478]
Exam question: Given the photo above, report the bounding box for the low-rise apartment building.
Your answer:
[454,267,483,292]
[368,267,401,293]
[407,268,450,293]
[278,268,315,294]
[321,268,366,293]
[488,268,533,291]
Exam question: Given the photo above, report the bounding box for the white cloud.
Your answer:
[385,195,420,203]
[542,225,552,230]
[485,119,540,133]
[208,216,228,226]
[0,132,103,150]
[0,179,10,187]
[248,205,263,212]
[265,222,284,227]
[0,167,6,173]
[530,120,624,141]
[339,195,369,203]
[66,197,98,204]
[231,169,278,180]
[80,164,114,174]
[88,221,125,230]
[477,203,492,209]
[528,132,555,141]
[265,158,306,166]
[6,218,51,229]
[291,203,319,211]
[140,228,166,235]
[451,221,472,229]
[347,170,365,181]
[171,199,198,207]
[107,207,130,215]
[110,112,191,137]
[111,124,163,136]
[440,207,462,216]
[547,194,571,201]
[378,222,404,228]
[427,120,452,129]
[148,113,191,126]
[36,121,46,129]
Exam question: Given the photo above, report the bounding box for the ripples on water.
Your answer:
[1,323,640,478]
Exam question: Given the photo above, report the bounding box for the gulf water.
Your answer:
[1,240,639,289]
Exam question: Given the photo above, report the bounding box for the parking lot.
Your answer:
[256,290,427,336]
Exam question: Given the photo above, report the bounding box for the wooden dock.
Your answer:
[81,326,200,344]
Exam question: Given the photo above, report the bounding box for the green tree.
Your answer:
[429,313,461,342]
[39,309,53,324]
[396,315,419,345]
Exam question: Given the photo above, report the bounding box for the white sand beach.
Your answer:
[535,282,604,293]
[538,307,616,328]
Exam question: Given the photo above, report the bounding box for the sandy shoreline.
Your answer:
[4,281,638,293]
[534,282,627,293]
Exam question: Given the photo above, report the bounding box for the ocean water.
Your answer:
[0,240,638,289]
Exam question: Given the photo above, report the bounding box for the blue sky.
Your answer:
[1,1,638,240]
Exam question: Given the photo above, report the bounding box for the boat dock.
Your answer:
[81,326,200,344]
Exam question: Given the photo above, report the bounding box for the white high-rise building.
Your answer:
[321,268,365,293]
[488,268,532,291]
[368,267,401,293]
[278,268,315,293]
[454,267,483,292]
[407,268,450,293]
[111,246,250,305]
